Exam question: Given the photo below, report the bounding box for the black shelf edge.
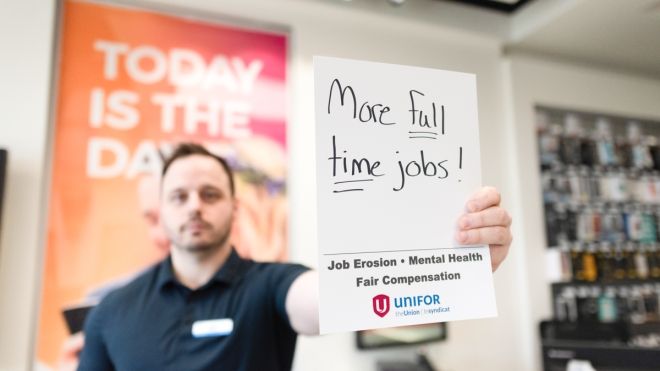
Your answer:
[551,279,660,289]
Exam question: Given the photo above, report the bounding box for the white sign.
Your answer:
[314,56,497,334]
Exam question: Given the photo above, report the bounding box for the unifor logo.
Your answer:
[372,294,390,318]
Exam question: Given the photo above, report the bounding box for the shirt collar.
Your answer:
[156,248,249,291]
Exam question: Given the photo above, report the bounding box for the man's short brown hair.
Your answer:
[161,142,235,195]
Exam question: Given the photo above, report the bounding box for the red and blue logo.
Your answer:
[372,294,390,317]
[372,293,442,318]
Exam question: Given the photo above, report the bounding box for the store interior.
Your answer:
[1,0,660,370]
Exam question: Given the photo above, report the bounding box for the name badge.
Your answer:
[191,318,234,338]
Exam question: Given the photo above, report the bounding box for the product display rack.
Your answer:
[536,105,660,370]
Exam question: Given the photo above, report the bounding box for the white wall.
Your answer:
[505,54,660,371]
[0,1,57,371]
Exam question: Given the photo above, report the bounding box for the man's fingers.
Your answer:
[460,187,511,272]
[455,226,512,246]
[458,207,511,229]
[466,186,500,213]
[63,332,84,353]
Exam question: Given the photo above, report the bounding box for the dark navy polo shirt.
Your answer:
[78,249,309,371]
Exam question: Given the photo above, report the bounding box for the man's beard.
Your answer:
[183,228,230,255]
[177,216,233,257]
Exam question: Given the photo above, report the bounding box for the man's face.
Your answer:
[160,154,236,255]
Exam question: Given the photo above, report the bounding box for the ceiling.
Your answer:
[324,0,660,78]
[504,0,660,78]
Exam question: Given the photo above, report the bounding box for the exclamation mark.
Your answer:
[459,146,463,168]
[458,146,463,182]
[441,105,445,135]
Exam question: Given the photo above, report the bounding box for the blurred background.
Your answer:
[1,0,660,370]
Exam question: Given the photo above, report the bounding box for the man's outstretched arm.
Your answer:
[286,270,320,335]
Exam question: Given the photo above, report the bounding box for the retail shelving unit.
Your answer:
[536,105,660,370]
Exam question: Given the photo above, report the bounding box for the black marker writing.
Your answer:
[409,89,444,132]
[328,135,384,177]
[327,79,395,125]
[324,79,465,194]
[393,150,449,192]
[459,146,463,169]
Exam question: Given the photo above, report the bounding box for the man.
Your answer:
[78,142,512,370]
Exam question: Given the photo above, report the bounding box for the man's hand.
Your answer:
[57,332,84,371]
[456,186,512,272]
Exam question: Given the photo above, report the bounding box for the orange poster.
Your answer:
[36,0,289,367]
